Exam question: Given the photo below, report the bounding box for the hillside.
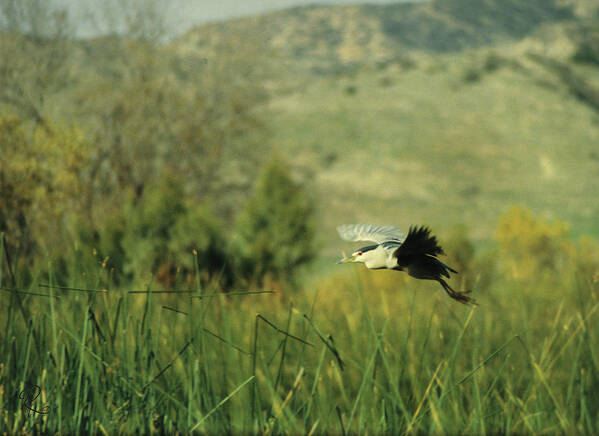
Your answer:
[269,53,599,253]
[174,0,588,75]
[172,0,599,254]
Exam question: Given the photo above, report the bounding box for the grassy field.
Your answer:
[1,229,598,435]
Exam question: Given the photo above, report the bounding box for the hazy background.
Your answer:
[55,0,405,38]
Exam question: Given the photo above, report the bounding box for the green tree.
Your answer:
[235,157,315,288]
[113,175,232,288]
[572,23,599,66]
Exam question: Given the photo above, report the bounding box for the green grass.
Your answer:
[1,244,598,434]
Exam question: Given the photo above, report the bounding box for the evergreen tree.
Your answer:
[236,157,315,287]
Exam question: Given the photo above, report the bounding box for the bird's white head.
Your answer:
[338,244,388,269]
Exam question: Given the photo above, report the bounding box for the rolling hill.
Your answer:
[172,0,599,253]
[174,0,590,74]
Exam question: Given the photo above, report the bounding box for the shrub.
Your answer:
[0,115,91,264]
[344,85,358,95]
[444,225,476,290]
[73,175,232,289]
[235,156,315,288]
[563,236,599,297]
[572,26,599,66]
[166,201,233,289]
[495,206,570,281]
[462,67,482,83]
[120,176,232,288]
[378,76,393,87]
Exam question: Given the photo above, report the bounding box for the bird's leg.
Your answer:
[437,279,477,306]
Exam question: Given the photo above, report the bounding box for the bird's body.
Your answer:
[337,224,476,305]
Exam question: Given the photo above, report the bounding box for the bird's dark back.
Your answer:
[394,226,444,259]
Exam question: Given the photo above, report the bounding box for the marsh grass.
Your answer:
[1,235,598,435]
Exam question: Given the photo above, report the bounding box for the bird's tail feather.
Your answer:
[444,262,458,275]
[397,226,445,257]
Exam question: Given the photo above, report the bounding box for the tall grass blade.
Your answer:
[274,304,294,392]
[303,314,343,369]
[74,306,90,435]
[143,340,192,391]
[189,375,256,432]
[459,335,521,384]
[257,314,313,346]
[345,335,381,433]
[38,283,108,293]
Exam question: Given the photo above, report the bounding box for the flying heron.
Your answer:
[337,224,476,305]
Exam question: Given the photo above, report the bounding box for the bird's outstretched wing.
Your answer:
[394,225,444,258]
[337,224,405,244]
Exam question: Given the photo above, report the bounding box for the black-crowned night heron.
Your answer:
[337,224,476,305]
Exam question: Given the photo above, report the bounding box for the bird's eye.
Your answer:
[357,251,363,256]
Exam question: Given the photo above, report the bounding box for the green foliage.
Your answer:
[73,212,128,286]
[344,84,358,95]
[75,175,233,288]
[235,157,315,287]
[121,177,186,280]
[461,52,515,84]
[444,225,478,291]
[373,0,574,52]
[1,17,272,261]
[434,0,574,34]
[572,24,599,65]
[563,235,599,296]
[71,37,270,221]
[166,202,231,286]
[530,53,599,114]
[462,67,482,83]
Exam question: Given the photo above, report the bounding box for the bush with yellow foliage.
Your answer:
[0,116,91,266]
[495,206,571,281]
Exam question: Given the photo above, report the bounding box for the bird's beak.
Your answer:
[337,254,357,264]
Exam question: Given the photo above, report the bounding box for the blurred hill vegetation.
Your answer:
[2,0,599,288]
[0,0,314,289]
[177,0,596,75]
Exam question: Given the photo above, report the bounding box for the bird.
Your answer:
[337,224,476,305]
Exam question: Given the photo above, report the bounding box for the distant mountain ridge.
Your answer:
[368,0,576,51]
[174,0,590,71]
